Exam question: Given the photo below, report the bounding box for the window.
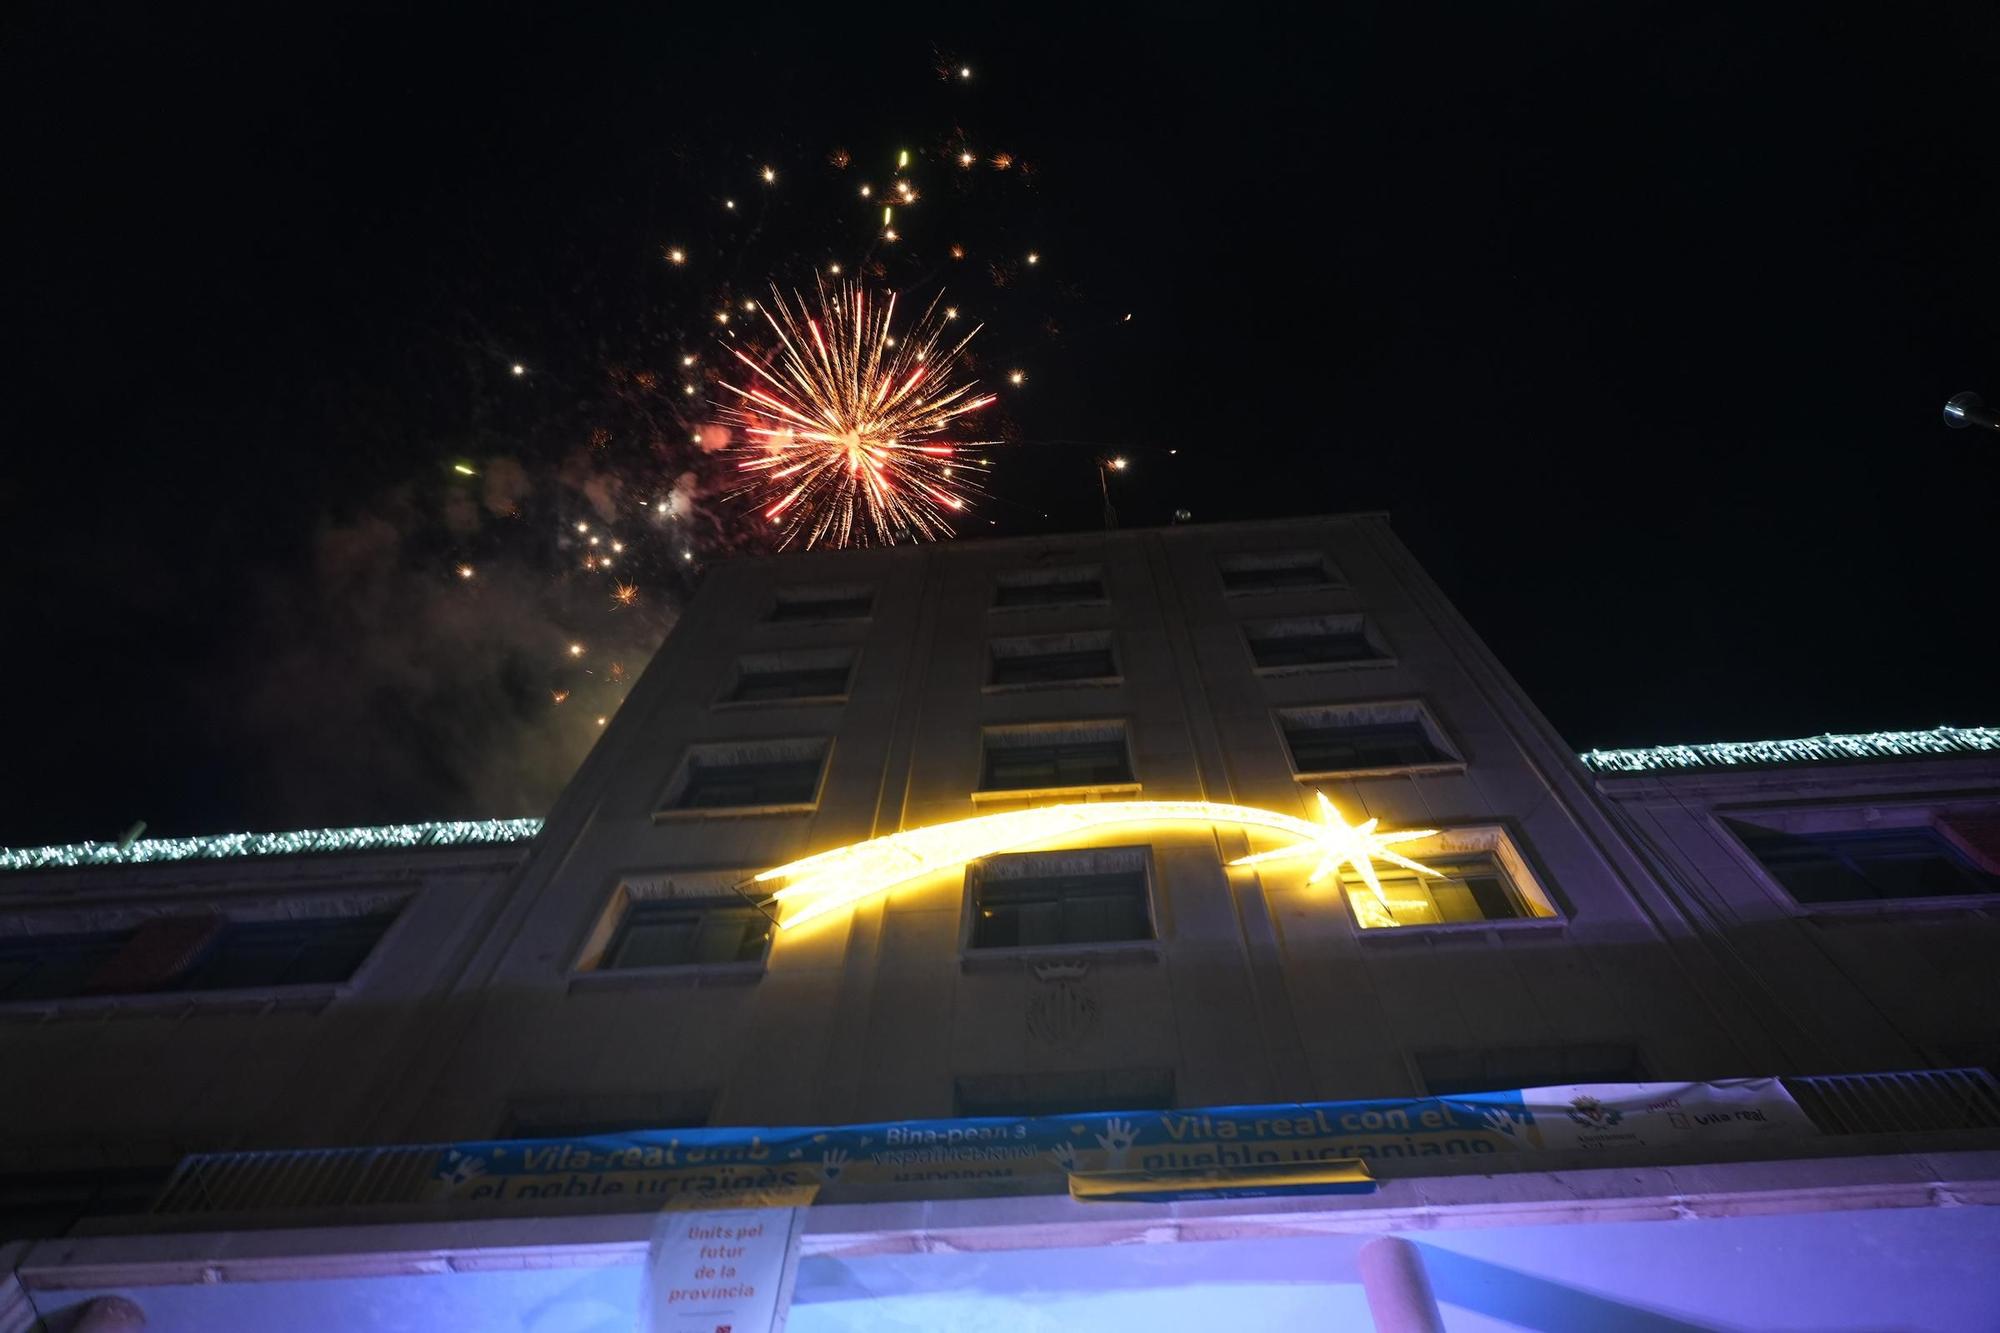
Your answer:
[664,740,827,812]
[968,847,1153,949]
[1218,550,1337,594]
[0,931,129,1002]
[503,1091,715,1138]
[1343,854,1528,929]
[955,1068,1175,1118]
[993,566,1106,609]
[1285,719,1450,773]
[1419,1044,1643,1096]
[604,898,771,969]
[1247,614,1386,671]
[989,632,1117,688]
[0,912,396,1002]
[728,648,853,703]
[1731,823,2000,904]
[979,723,1134,794]
[769,585,872,622]
[174,914,396,991]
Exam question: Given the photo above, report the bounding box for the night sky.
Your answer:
[7,6,1996,846]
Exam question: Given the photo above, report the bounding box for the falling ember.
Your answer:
[456,565,475,580]
[716,280,1000,550]
[510,363,525,376]
[949,244,966,260]
[761,166,777,183]
[607,661,629,682]
[1008,369,1026,386]
[568,643,586,657]
[551,689,570,704]
[666,247,687,265]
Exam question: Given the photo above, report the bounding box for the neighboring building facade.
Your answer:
[3,515,1996,1331]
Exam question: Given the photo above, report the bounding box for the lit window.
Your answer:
[1343,854,1530,929]
[979,723,1133,794]
[989,632,1117,688]
[969,848,1153,949]
[605,898,771,969]
[1218,550,1337,594]
[1247,614,1386,671]
[729,648,853,702]
[665,740,827,812]
[1730,823,2000,904]
[993,565,1106,609]
[769,585,872,622]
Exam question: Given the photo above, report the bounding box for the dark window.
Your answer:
[606,899,770,969]
[0,915,394,1001]
[993,577,1105,608]
[955,1068,1175,1118]
[730,664,850,702]
[1285,719,1449,772]
[769,592,871,622]
[1735,825,2000,904]
[174,914,396,991]
[1348,855,1528,929]
[1221,559,1328,593]
[980,735,1132,791]
[674,755,823,809]
[0,931,130,1002]
[1249,631,1378,669]
[990,647,1116,687]
[1419,1044,1643,1096]
[971,864,1151,949]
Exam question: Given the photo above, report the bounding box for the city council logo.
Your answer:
[1566,1095,1624,1129]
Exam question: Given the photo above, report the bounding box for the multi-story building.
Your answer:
[4,515,1996,1332]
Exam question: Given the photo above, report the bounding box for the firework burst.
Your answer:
[716,281,998,548]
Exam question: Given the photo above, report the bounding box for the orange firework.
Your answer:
[611,581,639,607]
[716,280,998,548]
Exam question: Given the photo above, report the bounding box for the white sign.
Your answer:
[1521,1078,1816,1152]
[648,1204,806,1333]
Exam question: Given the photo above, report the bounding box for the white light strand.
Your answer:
[1580,726,2000,774]
[0,819,543,872]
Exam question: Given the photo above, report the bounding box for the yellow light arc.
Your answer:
[756,793,1441,929]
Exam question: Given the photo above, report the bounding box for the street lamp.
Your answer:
[1943,392,1997,431]
[1096,455,1129,529]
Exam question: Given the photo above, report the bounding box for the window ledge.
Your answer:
[0,983,344,1022]
[982,677,1124,695]
[1254,657,1397,677]
[1293,762,1466,782]
[653,803,818,822]
[1797,895,2000,922]
[1354,916,1567,945]
[567,961,766,993]
[971,781,1141,805]
[711,694,849,711]
[1224,583,1347,597]
[960,940,1161,972]
[989,601,1110,614]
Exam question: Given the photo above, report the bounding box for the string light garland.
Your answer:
[0,819,544,872]
[6,729,1991,875]
[1581,726,2000,774]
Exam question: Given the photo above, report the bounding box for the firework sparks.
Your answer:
[716,280,998,548]
[611,582,639,607]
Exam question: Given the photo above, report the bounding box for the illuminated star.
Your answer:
[1228,791,1440,902]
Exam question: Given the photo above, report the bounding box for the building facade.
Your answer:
[4,515,1997,1331]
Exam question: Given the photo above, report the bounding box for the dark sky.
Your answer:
[6,5,1996,846]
